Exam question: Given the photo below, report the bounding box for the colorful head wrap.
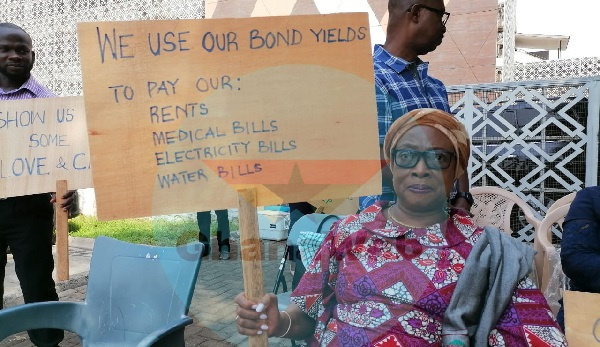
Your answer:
[383,108,470,178]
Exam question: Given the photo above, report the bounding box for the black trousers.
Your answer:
[197,209,230,253]
[0,194,63,347]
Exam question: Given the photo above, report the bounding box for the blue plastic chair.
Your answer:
[0,236,203,346]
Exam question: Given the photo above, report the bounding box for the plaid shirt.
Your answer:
[361,45,450,209]
[374,44,450,145]
[0,76,55,100]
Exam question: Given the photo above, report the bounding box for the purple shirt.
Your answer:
[0,76,55,100]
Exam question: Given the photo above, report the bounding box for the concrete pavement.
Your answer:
[1,233,294,346]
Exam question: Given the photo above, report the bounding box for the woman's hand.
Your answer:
[234,292,282,337]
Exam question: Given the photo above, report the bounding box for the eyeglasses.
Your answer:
[391,149,455,170]
[410,4,450,26]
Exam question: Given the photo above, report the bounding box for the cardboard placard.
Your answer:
[0,96,92,198]
[77,13,381,220]
[564,290,600,346]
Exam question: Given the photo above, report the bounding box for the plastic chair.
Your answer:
[470,186,541,235]
[533,204,570,315]
[273,214,343,311]
[0,236,203,347]
[545,192,576,228]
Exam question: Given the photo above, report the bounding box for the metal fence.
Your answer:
[448,77,600,241]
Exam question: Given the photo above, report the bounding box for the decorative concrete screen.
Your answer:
[2,0,205,97]
[449,78,600,242]
[514,57,600,82]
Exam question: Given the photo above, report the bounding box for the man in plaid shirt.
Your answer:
[360,0,472,212]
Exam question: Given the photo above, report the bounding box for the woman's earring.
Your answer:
[444,204,451,215]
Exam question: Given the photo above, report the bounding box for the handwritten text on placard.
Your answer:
[77,13,381,220]
[0,96,93,198]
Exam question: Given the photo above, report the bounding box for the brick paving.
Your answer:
[1,234,294,347]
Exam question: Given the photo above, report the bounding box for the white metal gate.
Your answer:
[448,78,600,241]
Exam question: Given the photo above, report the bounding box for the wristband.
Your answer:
[277,310,292,338]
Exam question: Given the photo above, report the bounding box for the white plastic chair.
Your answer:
[470,186,541,235]
[545,192,576,228]
[533,204,570,315]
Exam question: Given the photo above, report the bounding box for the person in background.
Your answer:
[197,209,230,260]
[360,0,473,213]
[289,202,316,229]
[234,109,565,346]
[0,22,75,347]
[558,186,600,329]
[287,202,317,262]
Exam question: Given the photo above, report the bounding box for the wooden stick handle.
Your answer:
[55,180,69,281]
[237,188,267,347]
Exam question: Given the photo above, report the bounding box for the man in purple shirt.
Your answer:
[0,22,73,347]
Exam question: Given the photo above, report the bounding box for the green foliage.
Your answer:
[68,214,239,246]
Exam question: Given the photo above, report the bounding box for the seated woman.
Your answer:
[558,185,600,328]
[235,109,565,346]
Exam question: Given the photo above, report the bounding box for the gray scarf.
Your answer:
[442,227,535,346]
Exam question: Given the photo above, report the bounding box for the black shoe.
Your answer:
[219,245,230,260]
[201,243,210,258]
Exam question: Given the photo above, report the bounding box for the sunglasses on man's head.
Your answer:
[391,148,455,170]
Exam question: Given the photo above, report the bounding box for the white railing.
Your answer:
[448,77,600,241]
